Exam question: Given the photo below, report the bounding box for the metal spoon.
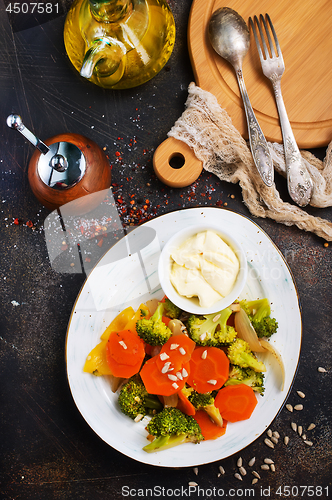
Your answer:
[208,7,274,186]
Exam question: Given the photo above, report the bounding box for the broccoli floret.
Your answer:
[163,298,181,319]
[118,377,163,420]
[136,302,172,346]
[143,407,204,452]
[225,365,265,394]
[240,299,278,338]
[186,307,237,347]
[188,390,223,426]
[227,338,266,373]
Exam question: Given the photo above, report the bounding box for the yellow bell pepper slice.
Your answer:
[100,306,135,340]
[124,303,150,333]
[83,340,112,376]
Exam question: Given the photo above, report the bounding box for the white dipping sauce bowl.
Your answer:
[158,224,248,315]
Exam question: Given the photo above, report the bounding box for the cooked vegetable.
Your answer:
[84,340,113,376]
[163,297,182,319]
[192,410,228,440]
[259,338,285,391]
[125,303,150,334]
[227,338,266,373]
[177,388,196,416]
[140,356,190,396]
[143,407,204,452]
[224,365,265,394]
[136,302,172,346]
[215,384,258,422]
[186,307,237,347]
[240,298,278,338]
[234,308,266,352]
[100,306,135,340]
[188,390,223,426]
[187,346,229,393]
[118,377,163,419]
[156,333,196,373]
[106,329,145,378]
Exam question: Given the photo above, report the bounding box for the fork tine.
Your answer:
[259,14,277,58]
[249,17,265,61]
[265,14,284,62]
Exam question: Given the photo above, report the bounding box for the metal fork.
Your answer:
[249,14,313,207]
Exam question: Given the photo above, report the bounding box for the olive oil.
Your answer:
[64,0,175,89]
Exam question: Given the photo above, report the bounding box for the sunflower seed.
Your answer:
[179,347,186,356]
[264,438,274,449]
[284,436,289,445]
[168,374,178,381]
[189,482,198,487]
[252,478,259,485]
[172,382,179,390]
[261,464,270,470]
[298,425,303,436]
[307,423,316,431]
[237,457,243,467]
[272,431,280,439]
[252,471,261,479]
[134,414,144,422]
[219,465,225,475]
[271,436,279,444]
[182,367,188,378]
[159,352,169,361]
[291,422,297,432]
[201,350,208,360]
[270,464,276,472]
[170,343,179,350]
[248,457,256,467]
[267,429,273,437]
[213,314,221,322]
[207,379,217,385]
[318,367,327,373]
[302,434,307,441]
[119,340,127,349]
[264,458,274,464]
[304,440,313,446]
[286,404,293,412]
[199,333,207,341]
[176,371,183,380]
[193,467,198,476]
[161,362,171,373]
[294,404,303,411]
[234,473,242,481]
[239,466,247,476]
[297,391,305,398]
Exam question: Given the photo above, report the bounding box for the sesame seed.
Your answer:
[161,362,171,374]
[201,350,208,360]
[172,382,179,390]
[176,371,183,380]
[179,347,186,355]
[170,344,179,350]
[264,438,274,449]
[219,465,225,474]
[119,340,127,349]
[182,367,188,378]
[168,374,178,381]
[160,352,169,361]
[207,379,217,385]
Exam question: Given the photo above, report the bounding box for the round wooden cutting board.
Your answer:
[153,0,332,187]
[189,0,332,148]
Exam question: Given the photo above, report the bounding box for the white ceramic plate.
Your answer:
[66,207,302,467]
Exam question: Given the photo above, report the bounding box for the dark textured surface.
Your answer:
[0,1,331,499]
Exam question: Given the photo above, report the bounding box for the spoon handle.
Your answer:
[236,69,274,186]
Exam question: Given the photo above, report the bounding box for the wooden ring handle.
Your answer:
[153,136,203,187]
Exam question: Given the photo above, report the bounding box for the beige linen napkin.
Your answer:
[168,83,332,241]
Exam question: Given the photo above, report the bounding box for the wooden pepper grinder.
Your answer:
[7,114,112,213]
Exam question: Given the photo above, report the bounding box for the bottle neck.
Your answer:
[89,0,132,23]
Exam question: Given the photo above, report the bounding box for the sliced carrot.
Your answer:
[187,346,229,393]
[192,410,228,440]
[100,306,135,340]
[215,384,258,422]
[106,330,145,378]
[177,389,196,416]
[162,316,171,326]
[140,357,190,397]
[156,334,196,373]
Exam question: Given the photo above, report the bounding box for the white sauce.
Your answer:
[170,230,239,308]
